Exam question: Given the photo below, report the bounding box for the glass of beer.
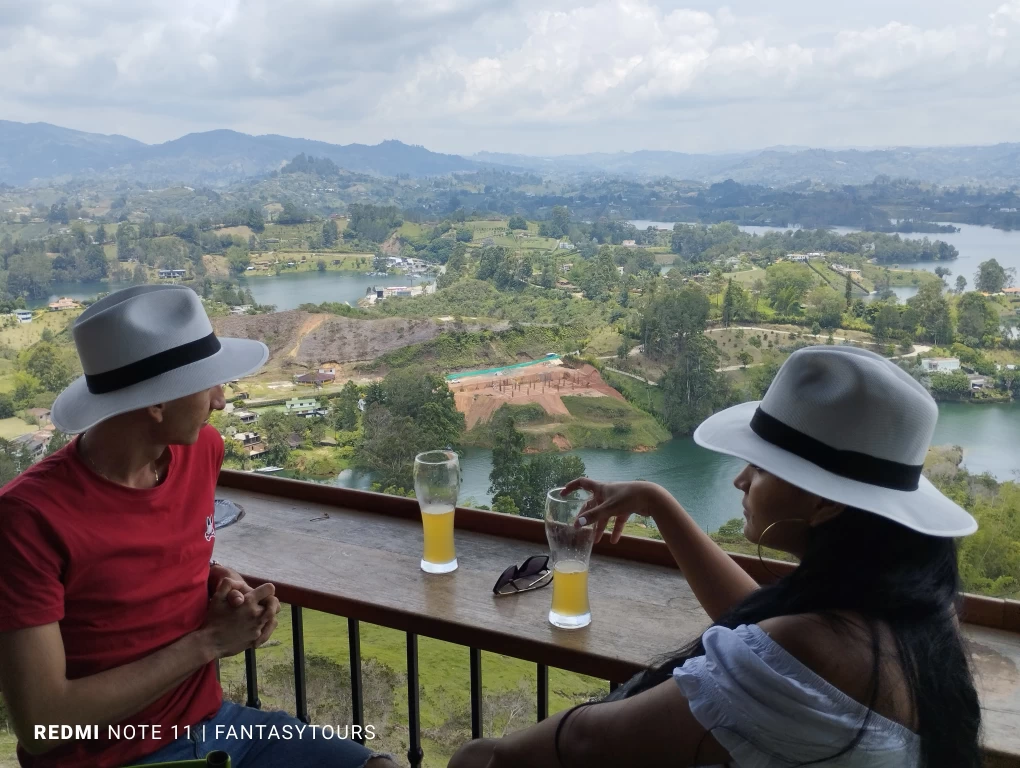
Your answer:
[544,486,596,629]
[413,450,461,574]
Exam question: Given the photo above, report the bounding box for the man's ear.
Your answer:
[146,403,166,424]
[810,498,845,527]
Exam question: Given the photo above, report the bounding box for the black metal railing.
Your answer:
[237,603,620,767]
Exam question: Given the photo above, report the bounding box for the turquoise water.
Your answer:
[446,356,560,380]
[333,400,1019,532]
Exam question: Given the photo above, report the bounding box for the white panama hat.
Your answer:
[51,285,269,434]
[693,345,977,538]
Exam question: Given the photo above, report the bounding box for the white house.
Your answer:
[14,311,32,324]
[920,357,961,372]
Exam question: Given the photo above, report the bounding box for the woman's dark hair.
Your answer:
[606,508,982,768]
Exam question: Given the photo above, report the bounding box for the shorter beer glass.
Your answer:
[413,450,461,573]
[544,486,596,629]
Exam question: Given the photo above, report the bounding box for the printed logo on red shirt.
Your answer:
[204,515,215,541]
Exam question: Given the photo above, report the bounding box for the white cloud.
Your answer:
[0,0,1017,153]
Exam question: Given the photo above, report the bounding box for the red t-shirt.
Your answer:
[0,425,226,768]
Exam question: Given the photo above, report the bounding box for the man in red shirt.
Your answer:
[0,286,395,768]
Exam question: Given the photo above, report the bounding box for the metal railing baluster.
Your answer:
[244,648,261,710]
[406,633,424,768]
[349,618,365,744]
[291,606,309,723]
[537,663,549,721]
[470,647,483,738]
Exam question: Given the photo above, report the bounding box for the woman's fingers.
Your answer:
[563,477,598,496]
[594,516,609,544]
[610,514,630,544]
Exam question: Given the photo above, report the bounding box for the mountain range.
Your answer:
[0,121,479,185]
[473,144,1020,187]
[2,120,1018,188]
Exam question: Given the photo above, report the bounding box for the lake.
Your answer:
[634,220,1020,305]
[28,271,426,312]
[334,400,1020,532]
[736,223,1020,288]
[241,271,425,310]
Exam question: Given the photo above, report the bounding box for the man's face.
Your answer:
[157,385,226,444]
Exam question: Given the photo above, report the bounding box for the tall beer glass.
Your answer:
[413,450,460,573]
[544,487,595,629]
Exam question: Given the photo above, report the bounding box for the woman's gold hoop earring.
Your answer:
[757,518,810,580]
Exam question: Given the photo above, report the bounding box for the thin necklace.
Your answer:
[80,433,160,486]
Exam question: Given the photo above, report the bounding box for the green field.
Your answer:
[0,311,80,351]
[559,396,670,450]
[0,417,34,440]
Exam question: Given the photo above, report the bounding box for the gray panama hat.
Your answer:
[693,345,977,538]
[51,285,269,434]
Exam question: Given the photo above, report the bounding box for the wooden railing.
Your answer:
[215,471,1020,766]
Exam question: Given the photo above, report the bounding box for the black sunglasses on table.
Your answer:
[492,555,553,596]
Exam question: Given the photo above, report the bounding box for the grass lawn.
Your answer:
[252,253,375,274]
[0,731,15,768]
[216,225,254,239]
[584,327,624,357]
[0,417,34,439]
[560,395,671,450]
[398,221,428,239]
[721,265,766,287]
[600,371,665,418]
[0,311,80,351]
[862,263,942,289]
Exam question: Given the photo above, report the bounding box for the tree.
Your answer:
[955,275,967,293]
[907,281,953,346]
[492,496,520,515]
[927,370,971,400]
[975,259,1014,294]
[95,224,107,245]
[956,292,999,347]
[45,430,70,456]
[579,247,618,301]
[322,219,339,248]
[7,253,52,299]
[706,270,725,308]
[750,279,766,322]
[508,216,528,231]
[317,259,327,272]
[489,411,528,508]
[764,262,814,314]
[331,380,361,433]
[737,351,753,369]
[844,272,853,307]
[21,343,73,393]
[551,206,570,238]
[83,244,108,281]
[226,245,250,276]
[934,266,952,283]
[659,334,727,435]
[257,410,309,466]
[487,410,586,519]
[806,288,844,329]
[872,303,901,342]
[0,394,14,419]
[132,264,148,284]
[247,207,266,233]
[455,228,473,242]
[641,286,710,363]
[721,280,737,326]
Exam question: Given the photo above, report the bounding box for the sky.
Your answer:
[1,0,1018,156]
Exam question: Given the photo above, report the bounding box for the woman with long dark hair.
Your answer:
[449,346,981,768]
